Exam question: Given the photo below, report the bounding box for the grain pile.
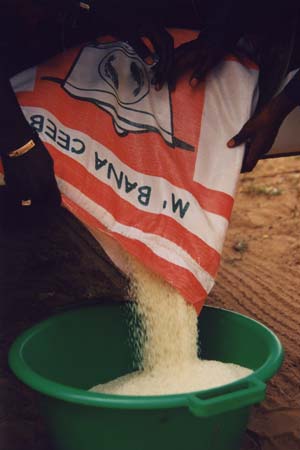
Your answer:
[90,257,252,395]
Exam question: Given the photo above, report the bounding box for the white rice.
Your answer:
[90,256,252,396]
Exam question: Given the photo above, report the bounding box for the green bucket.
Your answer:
[9,303,283,450]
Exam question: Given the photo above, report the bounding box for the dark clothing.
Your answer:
[0,2,100,157]
[0,73,35,155]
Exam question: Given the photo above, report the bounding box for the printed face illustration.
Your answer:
[98,50,150,105]
[60,41,192,150]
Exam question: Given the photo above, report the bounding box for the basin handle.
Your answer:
[187,377,266,417]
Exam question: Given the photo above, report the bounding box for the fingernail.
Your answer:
[190,78,199,88]
[145,55,154,65]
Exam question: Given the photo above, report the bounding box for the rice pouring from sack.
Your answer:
[90,257,252,396]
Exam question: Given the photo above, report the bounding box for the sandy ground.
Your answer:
[209,156,300,450]
[1,156,300,450]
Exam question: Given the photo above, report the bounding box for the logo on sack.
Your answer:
[43,41,193,151]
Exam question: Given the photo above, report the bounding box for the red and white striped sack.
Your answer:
[10,29,258,313]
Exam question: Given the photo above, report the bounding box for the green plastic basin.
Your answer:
[9,303,283,450]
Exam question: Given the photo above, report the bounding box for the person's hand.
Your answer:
[227,92,296,172]
[117,22,174,90]
[1,134,61,228]
[169,31,227,90]
[227,111,281,172]
[99,3,174,89]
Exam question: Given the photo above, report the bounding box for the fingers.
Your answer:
[127,28,174,90]
[169,42,197,91]
[149,30,174,90]
[169,36,225,91]
[229,132,268,173]
[227,128,260,173]
[189,61,211,87]
[241,140,263,173]
[228,119,278,172]
[127,37,152,62]
[226,126,258,173]
[190,48,225,85]
[241,133,276,173]
[227,129,251,148]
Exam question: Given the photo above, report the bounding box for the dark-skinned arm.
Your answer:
[169,0,245,89]
[227,70,300,172]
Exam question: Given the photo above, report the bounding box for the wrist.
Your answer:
[265,92,297,123]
